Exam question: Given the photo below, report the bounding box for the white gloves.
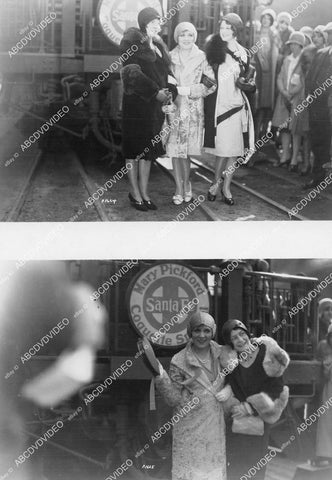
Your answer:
[190,84,204,98]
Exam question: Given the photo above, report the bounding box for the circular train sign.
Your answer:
[98,0,163,45]
[128,263,210,348]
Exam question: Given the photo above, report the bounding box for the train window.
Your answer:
[189,0,219,32]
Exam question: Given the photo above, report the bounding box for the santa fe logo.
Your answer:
[98,0,163,45]
[128,263,210,347]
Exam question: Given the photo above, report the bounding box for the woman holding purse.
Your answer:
[120,7,177,212]
[167,22,216,205]
[204,13,255,206]
[220,320,290,480]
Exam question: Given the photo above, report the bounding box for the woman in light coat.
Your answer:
[252,8,279,139]
[167,23,216,205]
[155,312,230,480]
[314,324,332,466]
[204,13,255,206]
[272,32,306,168]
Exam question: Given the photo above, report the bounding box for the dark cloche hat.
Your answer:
[220,13,244,31]
[138,7,161,31]
[222,319,249,345]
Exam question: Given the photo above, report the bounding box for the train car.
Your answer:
[1,0,330,163]
[11,258,324,479]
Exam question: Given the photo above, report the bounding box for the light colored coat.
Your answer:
[272,54,300,128]
[166,45,216,158]
[316,339,332,458]
[156,340,227,480]
[253,26,279,109]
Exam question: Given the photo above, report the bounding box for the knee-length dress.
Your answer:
[120,28,177,161]
[166,45,216,159]
[156,340,227,480]
[204,38,254,160]
[316,339,332,458]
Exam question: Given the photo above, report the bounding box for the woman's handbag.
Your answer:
[201,73,217,89]
[232,415,264,436]
[226,48,257,94]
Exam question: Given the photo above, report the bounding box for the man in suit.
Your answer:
[304,23,332,189]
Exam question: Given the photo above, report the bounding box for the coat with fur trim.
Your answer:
[203,34,255,154]
[120,28,177,161]
[223,336,290,424]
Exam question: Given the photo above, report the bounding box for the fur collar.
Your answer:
[247,386,289,424]
[205,34,227,67]
[120,27,170,65]
[219,335,290,377]
[170,45,206,68]
[255,335,290,377]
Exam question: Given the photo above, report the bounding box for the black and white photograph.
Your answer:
[1,0,332,221]
[1,258,332,480]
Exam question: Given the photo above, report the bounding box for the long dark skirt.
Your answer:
[226,421,271,480]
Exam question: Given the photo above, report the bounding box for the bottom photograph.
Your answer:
[1,259,332,480]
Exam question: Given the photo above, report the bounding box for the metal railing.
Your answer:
[243,271,318,359]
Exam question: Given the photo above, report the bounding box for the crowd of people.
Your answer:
[120,7,332,212]
[140,300,332,480]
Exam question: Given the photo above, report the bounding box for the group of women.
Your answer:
[254,9,331,182]
[120,7,254,211]
[148,312,290,480]
[120,7,332,212]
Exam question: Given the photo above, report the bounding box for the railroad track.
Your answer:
[156,157,298,221]
[4,151,109,222]
[188,157,307,221]
[4,148,317,222]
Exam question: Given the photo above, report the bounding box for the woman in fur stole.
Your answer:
[120,7,177,212]
[220,319,290,480]
[204,13,255,206]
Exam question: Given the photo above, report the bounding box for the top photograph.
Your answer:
[0,0,331,222]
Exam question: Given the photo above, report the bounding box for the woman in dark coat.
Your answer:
[220,320,290,480]
[120,7,177,211]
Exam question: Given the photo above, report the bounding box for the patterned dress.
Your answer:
[166,45,216,159]
[156,340,227,480]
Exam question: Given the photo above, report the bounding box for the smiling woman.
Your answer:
[154,311,231,480]
[221,319,290,480]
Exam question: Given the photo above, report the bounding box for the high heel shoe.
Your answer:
[300,167,311,177]
[128,193,148,212]
[208,183,220,202]
[221,192,235,206]
[278,158,291,168]
[172,194,184,206]
[143,199,157,211]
